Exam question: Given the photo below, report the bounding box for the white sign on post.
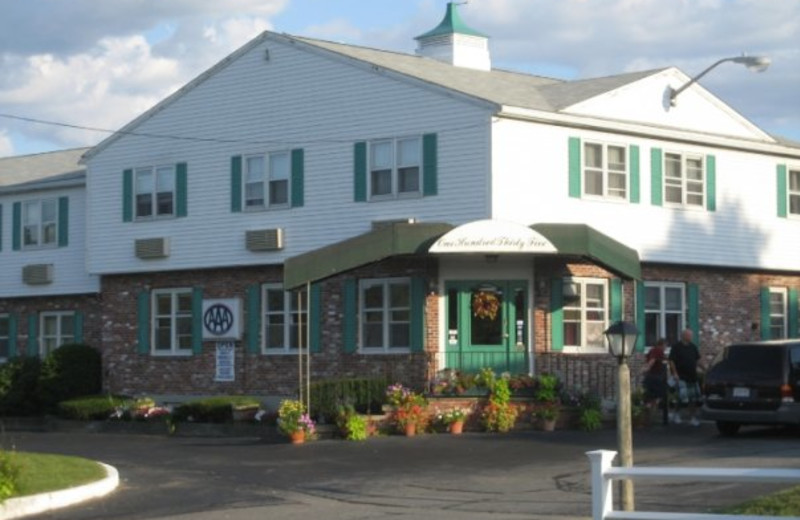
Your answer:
[215,342,235,382]
[202,298,242,340]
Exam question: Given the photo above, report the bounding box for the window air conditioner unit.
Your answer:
[135,237,170,259]
[371,218,417,231]
[22,264,54,285]
[246,229,283,251]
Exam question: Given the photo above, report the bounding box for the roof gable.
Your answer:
[0,148,88,188]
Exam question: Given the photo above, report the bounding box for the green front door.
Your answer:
[445,281,529,374]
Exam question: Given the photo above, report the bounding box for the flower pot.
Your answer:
[541,418,557,432]
[449,420,464,435]
[404,423,417,437]
[289,430,306,444]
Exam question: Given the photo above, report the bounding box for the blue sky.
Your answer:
[0,0,798,158]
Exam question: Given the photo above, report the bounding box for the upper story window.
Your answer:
[22,199,58,248]
[644,282,685,347]
[135,165,175,219]
[245,152,290,209]
[359,278,411,352]
[40,311,75,356]
[664,152,704,207]
[370,137,421,199]
[0,315,9,361]
[789,167,800,216]
[583,142,627,199]
[562,277,607,352]
[262,284,308,353]
[152,288,193,355]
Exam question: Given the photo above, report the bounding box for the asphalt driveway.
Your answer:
[6,423,800,520]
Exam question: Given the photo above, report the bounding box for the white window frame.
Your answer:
[358,277,412,353]
[368,137,422,200]
[39,311,75,356]
[21,198,58,249]
[134,165,176,220]
[788,166,800,217]
[0,314,9,362]
[243,151,291,210]
[151,288,193,356]
[663,151,705,208]
[562,277,608,354]
[261,284,308,354]
[583,141,628,200]
[769,287,788,340]
[643,282,686,347]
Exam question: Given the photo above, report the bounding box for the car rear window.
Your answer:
[714,345,785,377]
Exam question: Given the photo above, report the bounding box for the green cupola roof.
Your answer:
[414,2,488,40]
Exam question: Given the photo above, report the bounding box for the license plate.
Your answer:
[732,387,750,398]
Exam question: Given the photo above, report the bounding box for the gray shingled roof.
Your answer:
[0,148,88,188]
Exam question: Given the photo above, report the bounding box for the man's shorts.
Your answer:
[677,379,702,404]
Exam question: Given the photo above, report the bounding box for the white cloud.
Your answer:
[0,130,13,157]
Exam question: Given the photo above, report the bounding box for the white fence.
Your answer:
[587,449,800,520]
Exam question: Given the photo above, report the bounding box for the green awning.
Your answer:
[531,223,641,280]
[283,222,454,289]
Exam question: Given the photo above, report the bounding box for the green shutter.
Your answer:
[550,278,564,351]
[610,278,623,322]
[309,284,322,353]
[58,196,69,247]
[651,148,663,206]
[354,142,367,202]
[705,155,716,212]
[8,314,18,358]
[777,164,788,218]
[568,137,581,198]
[410,277,425,352]
[176,162,188,217]
[422,133,438,196]
[12,202,21,251]
[191,287,203,355]
[246,284,261,354]
[74,311,84,344]
[343,279,358,353]
[629,145,640,204]
[788,288,799,339]
[635,281,646,352]
[291,148,304,208]
[760,287,771,340]
[123,169,133,222]
[687,283,700,346]
[137,291,151,354]
[231,156,243,213]
[27,314,38,357]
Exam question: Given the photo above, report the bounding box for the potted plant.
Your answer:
[535,402,560,431]
[533,374,562,431]
[386,383,428,436]
[277,399,316,444]
[481,377,518,433]
[439,407,469,435]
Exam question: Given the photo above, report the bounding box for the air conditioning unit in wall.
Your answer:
[371,218,416,231]
[245,229,283,252]
[22,264,54,285]
[135,237,170,259]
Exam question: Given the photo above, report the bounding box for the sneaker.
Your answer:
[690,417,700,427]
[672,414,682,424]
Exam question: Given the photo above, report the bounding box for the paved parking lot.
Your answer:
[6,423,800,520]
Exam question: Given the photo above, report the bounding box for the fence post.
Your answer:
[587,450,616,520]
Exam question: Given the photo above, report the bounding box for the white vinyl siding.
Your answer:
[22,199,58,249]
[562,278,607,353]
[359,278,411,352]
[40,311,75,356]
[664,152,704,207]
[152,289,193,355]
[583,142,627,199]
[244,152,290,210]
[262,284,307,353]
[369,137,421,199]
[644,283,685,346]
[135,165,175,219]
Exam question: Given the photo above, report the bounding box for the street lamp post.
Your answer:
[604,320,640,512]
[669,54,770,106]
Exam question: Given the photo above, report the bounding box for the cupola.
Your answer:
[414,2,491,71]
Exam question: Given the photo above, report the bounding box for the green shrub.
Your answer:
[58,395,135,420]
[38,344,102,412]
[579,408,603,432]
[309,377,388,422]
[0,450,19,503]
[172,396,261,423]
[0,358,43,416]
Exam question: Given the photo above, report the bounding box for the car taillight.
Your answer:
[781,384,794,403]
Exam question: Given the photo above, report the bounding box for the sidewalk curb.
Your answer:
[0,462,119,519]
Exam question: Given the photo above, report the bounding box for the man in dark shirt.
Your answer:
[668,329,703,426]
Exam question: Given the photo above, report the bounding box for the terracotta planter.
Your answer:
[289,430,306,444]
[541,418,557,432]
[404,423,417,437]
[449,420,464,435]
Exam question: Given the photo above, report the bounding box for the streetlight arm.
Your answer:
[669,57,734,104]
[669,55,770,106]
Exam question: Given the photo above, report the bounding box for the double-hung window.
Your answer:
[40,311,75,356]
[644,283,685,346]
[369,137,421,199]
[360,278,411,351]
[789,167,800,216]
[22,199,57,248]
[769,288,787,340]
[664,152,704,207]
[135,165,175,219]
[0,315,9,360]
[263,285,308,352]
[244,152,290,209]
[152,289,193,355]
[583,142,627,199]
[563,278,607,351]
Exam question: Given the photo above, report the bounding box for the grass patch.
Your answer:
[724,485,800,516]
[11,452,106,497]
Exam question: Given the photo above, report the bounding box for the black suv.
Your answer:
[702,340,800,435]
